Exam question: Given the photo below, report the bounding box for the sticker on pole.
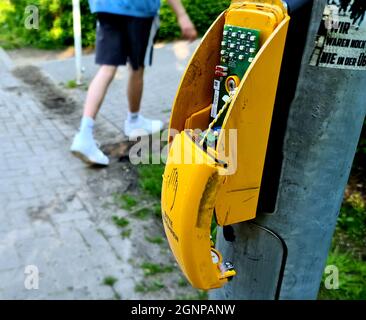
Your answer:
[309,1,366,70]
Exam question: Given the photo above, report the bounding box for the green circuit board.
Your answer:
[210,25,260,125]
[221,25,260,78]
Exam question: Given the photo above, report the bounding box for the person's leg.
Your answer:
[124,64,164,138]
[70,65,116,166]
[124,65,163,138]
[127,66,144,114]
[71,11,126,166]
[123,16,163,139]
[124,63,164,138]
[84,65,117,119]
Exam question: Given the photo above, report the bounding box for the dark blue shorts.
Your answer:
[95,13,158,70]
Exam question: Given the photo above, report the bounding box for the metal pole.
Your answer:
[72,0,83,85]
[211,0,366,300]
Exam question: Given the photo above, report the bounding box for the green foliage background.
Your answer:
[0,0,230,49]
[1,0,92,48]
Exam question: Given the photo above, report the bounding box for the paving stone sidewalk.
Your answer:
[0,40,199,300]
[0,51,130,299]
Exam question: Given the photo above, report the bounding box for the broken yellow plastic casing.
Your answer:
[162,0,290,290]
[162,131,234,289]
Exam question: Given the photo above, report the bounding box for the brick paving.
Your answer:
[0,40,200,300]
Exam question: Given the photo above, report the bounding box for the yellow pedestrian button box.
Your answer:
[162,0,290,290]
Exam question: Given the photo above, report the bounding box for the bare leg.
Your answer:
[127,66,144,113]
[124,65,163,138]
[83,65,117,119]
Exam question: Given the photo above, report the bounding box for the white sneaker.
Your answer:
[70,133,109,166]
[124,115,164,139]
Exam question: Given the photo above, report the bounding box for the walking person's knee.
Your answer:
[99,65,118,83]
[129,66,144,80]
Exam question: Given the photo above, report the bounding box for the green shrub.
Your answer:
[1,0,230,49]
[158,0,230,41]
[1,0,96,49]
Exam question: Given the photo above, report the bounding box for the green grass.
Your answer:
[135,280,165,293]
[65,80,77,89]
[121,229,132,239]
[337,192,366,243]
[141,262,174,277]
[103,276,118,287]
[178,277,189,287]
[317,127,366,300]
[114,292,121,300]
[133,208,151,220]
[145,236,164,245]
[111,162,164,222]
[112,215,129,228]
[318,190,366,300]
[319,190,366,299]
[114,194,138,210]
[111,163,163,224]
[197,290,209,300]
[103,276,121,300]
[153,203,162,218]
[177,290,209,300]
[137,164,165,198]
[318,249,366,300]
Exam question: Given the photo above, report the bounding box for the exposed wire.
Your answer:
[199,90,237,147]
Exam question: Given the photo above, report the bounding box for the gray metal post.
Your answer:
[211,0,366,300]
[72,0,83,85]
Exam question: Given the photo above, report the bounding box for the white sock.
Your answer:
[127,111,140,122]
[79,116,94,138]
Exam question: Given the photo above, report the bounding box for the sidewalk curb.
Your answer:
[0,47,14,71]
